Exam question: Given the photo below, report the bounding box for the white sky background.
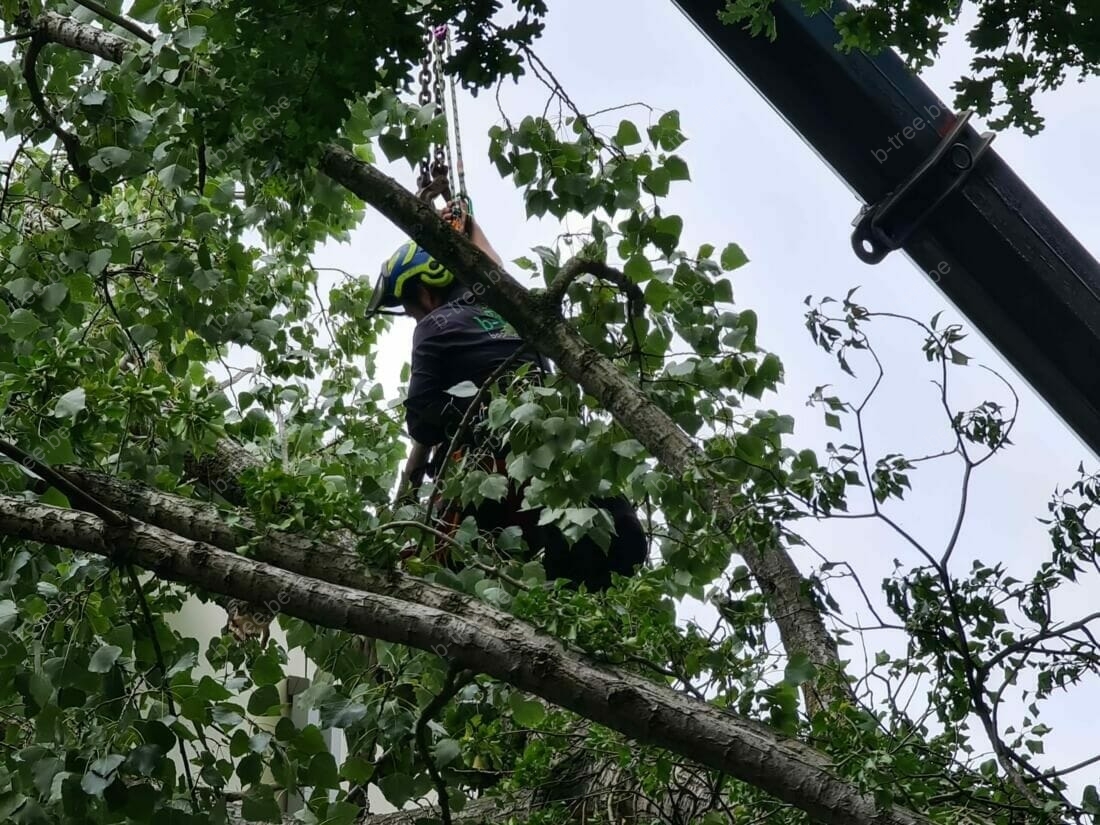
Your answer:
[308,0,1100,794]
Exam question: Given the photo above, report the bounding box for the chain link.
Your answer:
[415,19,469,231]
[431,29,452,197]
[416,18,434,193]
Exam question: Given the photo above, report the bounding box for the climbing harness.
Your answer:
[415,19,472,236]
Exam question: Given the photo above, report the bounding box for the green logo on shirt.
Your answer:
[474,309,518,338]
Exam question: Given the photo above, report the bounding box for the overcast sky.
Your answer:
[308,0,1100,790]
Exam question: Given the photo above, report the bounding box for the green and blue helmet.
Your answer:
[367,240,456,314]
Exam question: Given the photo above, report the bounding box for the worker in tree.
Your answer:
[366,211,647,591]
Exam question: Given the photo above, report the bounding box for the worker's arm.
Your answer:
[467,215,504,267]
[400,318,448,504]
[443,204,503,267]
[396,440,432,503]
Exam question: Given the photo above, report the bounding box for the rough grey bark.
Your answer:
[0,494,933,825]
[37,11,130,62]
[183,437,265,507]
[31,7,846,712]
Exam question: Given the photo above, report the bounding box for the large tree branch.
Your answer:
[318,146,847,711]
[22,32,92,187]
[0,494,931,825]
[37,11,131,62]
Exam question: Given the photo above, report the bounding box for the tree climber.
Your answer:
[366,212,648,591]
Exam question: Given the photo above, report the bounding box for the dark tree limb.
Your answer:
[0,438,126,526]
[22,32,92,188]
[545,257,644,312]
[416,665,475,825]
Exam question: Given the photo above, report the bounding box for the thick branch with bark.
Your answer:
[37,11,130,62]
[0,493,932,825]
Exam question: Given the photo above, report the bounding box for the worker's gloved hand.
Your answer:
[440,200,472,236]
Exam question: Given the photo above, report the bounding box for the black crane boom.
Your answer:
[671,0,1100,456]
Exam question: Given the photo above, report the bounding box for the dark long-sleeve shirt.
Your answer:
[405,291,544,448]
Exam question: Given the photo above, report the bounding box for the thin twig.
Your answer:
[0,437,126,526]
[72,0,154,43]
[415,664,475,825]
[100,276,147,369]
[22,33,92,188]
[0,30,34,45]
[125,566,198,808]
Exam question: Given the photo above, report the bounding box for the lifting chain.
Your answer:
[415,19,437,197]
[414,19,471,235]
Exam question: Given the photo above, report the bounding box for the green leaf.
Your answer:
[250,654,283,687]
[1082,785,1100,815]
[211,704,245,728]
[31,757,62,796]
[52,388,86,419]
[88,248,111,276]
[157,164,192,189]
[41,283,68,311]
[339,755,374,784]
[81,755,124,796]
[5,309,41,338]
[125,745,161,777]
[644,168,671,196]
[127,0,161,23]
[446,381,479,398]
[237,752,263,785]
[624,255,653,282]
[783,653,817,686]
[320,696,368,728]
[433,738,462,768]
[508,693,546,727]
[378,773,415,808]
[88,644,122,673]
[611,439,645,459]
[295,725,328,754]
[308,752,340,789]
[241,786,281,822]
[0,601,17,631]
[175,26,207,49]
[478,474,509,502]
[720,243,749,271]
[613,120,641,147]
[665,155,691,180]
[510,403,544,423]
[89,147,132,172]
[246,685,281,716]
